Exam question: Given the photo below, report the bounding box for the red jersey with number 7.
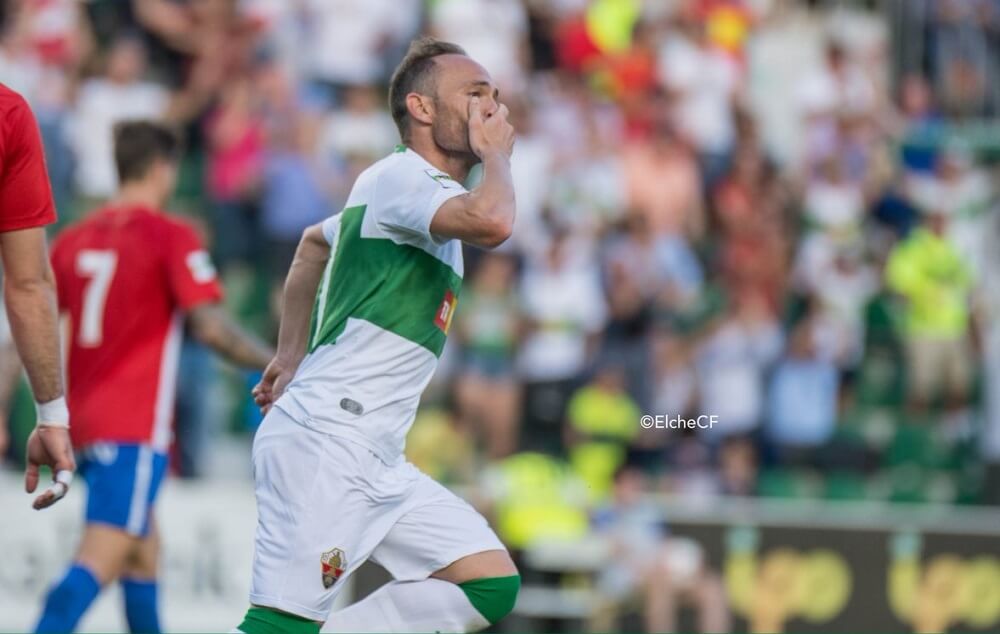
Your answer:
[50,205,223,450]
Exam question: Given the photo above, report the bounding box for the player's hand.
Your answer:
[252,357,297,415]
[25,425,76,510]
[468,97,514,161]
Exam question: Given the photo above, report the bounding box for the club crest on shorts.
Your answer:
[321,548,346,589]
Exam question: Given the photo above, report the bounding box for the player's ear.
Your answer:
[405,92,434,128]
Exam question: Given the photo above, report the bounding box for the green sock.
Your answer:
[237,606,320,634]
[458,575,521,625]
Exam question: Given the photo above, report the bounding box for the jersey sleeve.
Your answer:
[163,220,224,311]
[372,160,467,245]
[0,97,57,232]
[321,212,341,246]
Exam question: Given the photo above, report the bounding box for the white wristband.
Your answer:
[36,396,70,428]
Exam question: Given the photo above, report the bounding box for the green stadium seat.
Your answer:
[824,471,868,501]
[757,469,820,499]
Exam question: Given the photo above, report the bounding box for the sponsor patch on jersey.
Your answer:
[433,289,457,334]
[321,547,346,589]
[424,169,461,190]
[339,397,364,416]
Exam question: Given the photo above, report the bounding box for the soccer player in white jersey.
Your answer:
[234,38,518,634]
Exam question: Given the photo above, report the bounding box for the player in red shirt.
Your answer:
[0,82,76,510]
[36,121,274,634]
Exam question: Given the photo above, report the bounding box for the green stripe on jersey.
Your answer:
[309,205,461,357]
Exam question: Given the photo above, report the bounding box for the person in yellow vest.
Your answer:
[564,365,641,503]
[886,209,976,414]
[482,451,591,553]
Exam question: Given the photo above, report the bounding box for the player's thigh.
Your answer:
[371,469,512,583]
[249,409,404,620]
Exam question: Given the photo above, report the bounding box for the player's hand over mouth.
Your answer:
[468,96,514,161]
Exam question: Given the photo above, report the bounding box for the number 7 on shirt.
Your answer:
[76,250,118,347]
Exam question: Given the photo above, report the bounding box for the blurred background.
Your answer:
[1,0,999,632]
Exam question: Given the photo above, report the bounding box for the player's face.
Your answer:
[430,55,500,158]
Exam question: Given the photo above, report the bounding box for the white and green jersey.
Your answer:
[275,145,467,464]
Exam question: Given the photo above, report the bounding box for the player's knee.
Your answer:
[459,574,521,625]
[124,537,160,579]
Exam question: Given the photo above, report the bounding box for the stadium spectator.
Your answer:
[507,97,556,255]
[317,84,398,164]
[693,293,783,441]
[656,12,740,187]
[204,78,265,270]
[429,0,530,93]
[548,108,627,236]
[600,211,703,408]
[886,209,975,415]
[621,121,705,239]
[406,407,478,487]
[482,451,590,553]
[564,365,640,503]
[299,0,419,100]
[0,2,84,218]
[652,335,697,424]
[930,0,997,117]
[718,435,758,497]
[261,114,330,281]
[765,315,842,460]
[905,147,994,276]
[68,35,169,200]
[454,253,522,459]
[518,229,607,451]
[803,156,866,232]
[590,467,731,633]
[796,40,877,172]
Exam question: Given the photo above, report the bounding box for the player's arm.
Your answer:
[1,228,64,404]
[163,220,272,369]
[252,223,329,413]
[187,304,273,370]
[0,228,75,508]
[429,98,516,249]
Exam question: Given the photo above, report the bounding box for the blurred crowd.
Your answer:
[1,0,1000,611]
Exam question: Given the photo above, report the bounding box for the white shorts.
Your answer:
[248,406,507,621]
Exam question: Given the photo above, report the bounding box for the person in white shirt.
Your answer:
[68,36,169,199]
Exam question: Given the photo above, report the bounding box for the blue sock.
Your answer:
[35,564,101,633]
[121,577,161,633]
